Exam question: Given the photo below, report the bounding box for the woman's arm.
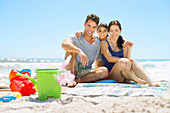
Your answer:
[126,48,132,59]
[95,60,103,68]
[123,47,128,58]
[123,41,133,59]
[101,40,120,63]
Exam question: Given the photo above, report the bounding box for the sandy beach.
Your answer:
[0,92,170,113]
[0,59,170,113]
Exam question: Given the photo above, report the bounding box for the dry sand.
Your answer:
[0,92,170,113]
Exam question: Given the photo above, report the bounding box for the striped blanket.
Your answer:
[64,82,169,97]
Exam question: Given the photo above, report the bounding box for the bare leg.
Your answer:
[110,60,126,83]
[65,52,77,74]
[75,67,108,83]
[129,59,160,87]
[66,53,108,86]
[110,58,146,84]
[121,70,147,84]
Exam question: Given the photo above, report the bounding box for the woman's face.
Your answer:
[109,25,122,41]
[97,26,108,40]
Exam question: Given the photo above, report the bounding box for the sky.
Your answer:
[0,0,170,59]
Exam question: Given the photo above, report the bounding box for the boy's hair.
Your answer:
[97,22,109,37]
[85,14,100,25]
[97,22,108,30]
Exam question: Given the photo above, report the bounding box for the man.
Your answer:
[62,14,108,86]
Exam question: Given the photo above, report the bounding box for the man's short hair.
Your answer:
[85,14,100,25]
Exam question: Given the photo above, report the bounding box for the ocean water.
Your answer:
[0,58,170,84]
[136,59,170,82]
[0,58,63,84]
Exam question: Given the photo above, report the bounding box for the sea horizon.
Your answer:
[0,58,170,63]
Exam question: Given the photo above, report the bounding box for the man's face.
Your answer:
[84,20,98,37]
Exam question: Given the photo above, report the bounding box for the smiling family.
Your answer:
[62,14,159,87]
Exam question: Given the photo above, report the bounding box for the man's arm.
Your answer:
[62,38,88,66]
[62,38,81,53]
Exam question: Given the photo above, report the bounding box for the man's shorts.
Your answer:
[74,62,92,79]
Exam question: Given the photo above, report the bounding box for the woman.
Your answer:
[101,20,159,87]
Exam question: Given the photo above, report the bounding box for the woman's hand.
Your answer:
[127,41,133,49]
[124,41,133,49]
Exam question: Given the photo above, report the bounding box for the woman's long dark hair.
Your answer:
[108,20,124,49]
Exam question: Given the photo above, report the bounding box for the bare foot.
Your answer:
[148,81,160,87]
[124,79,132,84]
[67,81,77,87]
[124,73,147,84]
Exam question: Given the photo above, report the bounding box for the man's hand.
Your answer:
[78,50,88,66]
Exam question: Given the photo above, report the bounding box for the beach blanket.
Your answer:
[64,82,169,97]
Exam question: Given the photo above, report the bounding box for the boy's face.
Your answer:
[84,19,98,37]
[97,26,108,40]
